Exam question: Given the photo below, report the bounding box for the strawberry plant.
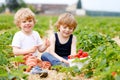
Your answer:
[74,30,120,79]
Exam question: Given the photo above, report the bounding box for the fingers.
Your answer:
[45,38,50,47]
[61,58,69,64]
[64,60,69,64]
[33,46,38,49]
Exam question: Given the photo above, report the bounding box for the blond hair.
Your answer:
[14,8,36,28]
[55,13,77,31]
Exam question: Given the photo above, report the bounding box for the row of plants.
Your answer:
[75,31,120,80]
[74,16,120,79]
[75,16,120,37]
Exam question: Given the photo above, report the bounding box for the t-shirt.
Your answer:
[12,31,43,56]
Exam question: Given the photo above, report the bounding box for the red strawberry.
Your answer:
[82,52,88,57]
[68,55,71,59]
[78,49,83,56]
[80,55,84,58]
[112,72,117,77]
[76,54,82,58]
[68,55,74,59]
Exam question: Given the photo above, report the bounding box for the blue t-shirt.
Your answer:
[55,33,73,57]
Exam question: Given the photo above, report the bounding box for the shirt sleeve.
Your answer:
[36,31,43,46]
[12,33,21,48]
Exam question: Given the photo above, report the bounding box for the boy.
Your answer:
[12,8,50,77]
[41,13,77,66]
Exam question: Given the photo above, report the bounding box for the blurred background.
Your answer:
[0,0,120,16]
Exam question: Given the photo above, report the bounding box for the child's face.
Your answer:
[59,25,74,38]
[20,19,34,34]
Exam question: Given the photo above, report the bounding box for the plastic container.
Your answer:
[68,56,91,69]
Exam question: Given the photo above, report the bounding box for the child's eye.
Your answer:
[63,26,67,29]
[29,20,32,22]
[69,28,73,30]
[22,21,26,23]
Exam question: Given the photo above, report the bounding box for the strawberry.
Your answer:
[82,52,88,57]
[77,49,83,56]
[68,55,74,59]
[80,55,84,58]
[76,54,81,58]
[68,55,71,59]
[112,72,117,77]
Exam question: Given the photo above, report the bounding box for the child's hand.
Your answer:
[44,38,50,48]
[37,38,50,52]
[61,58,69,64]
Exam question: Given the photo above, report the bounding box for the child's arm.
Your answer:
[61,35,77,64]
[12,46,37,56]
[38,38,50,53]
[71,35,77,55]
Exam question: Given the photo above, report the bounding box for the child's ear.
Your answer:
[58,27,60,31]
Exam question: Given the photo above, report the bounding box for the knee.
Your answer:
[41,52,49,60]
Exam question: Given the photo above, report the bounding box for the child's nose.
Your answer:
[26,21,30,25]
[26,21,30,24]
[66,27,70,31]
